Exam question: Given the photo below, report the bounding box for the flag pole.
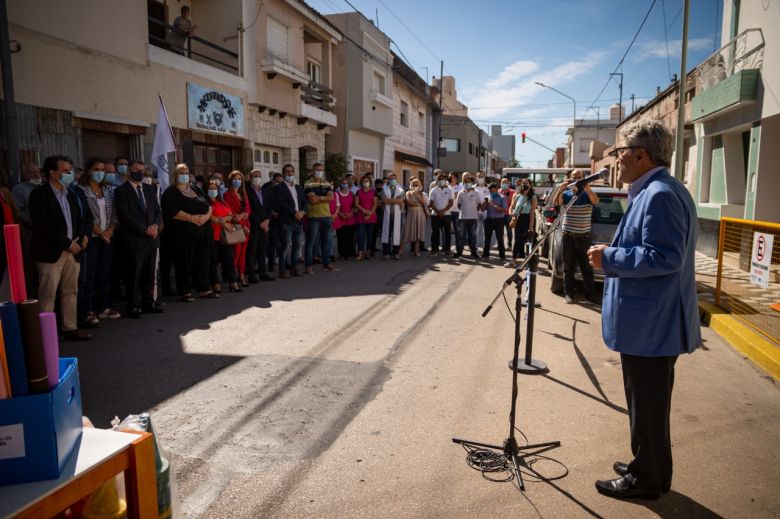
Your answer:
[157,92,181,162]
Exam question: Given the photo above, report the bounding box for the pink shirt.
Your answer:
[355,188,377,224]
[335,190,356,226]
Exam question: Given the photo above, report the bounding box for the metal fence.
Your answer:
[715,217,780,343]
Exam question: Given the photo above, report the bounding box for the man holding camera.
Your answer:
[554,169,599,304]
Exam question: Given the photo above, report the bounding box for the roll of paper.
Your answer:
[0,325,12,398]
[39,312,60,388]
[4,224,27,303]
[17,299,49,393]
[0,301,29,396]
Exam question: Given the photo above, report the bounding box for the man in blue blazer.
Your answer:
[587,119,701,500]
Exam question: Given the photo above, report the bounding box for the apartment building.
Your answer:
[384,52,434,187]
[3,0,340,183]
[690,0,779,254]
[564,105,621,168]
[325,12,393,178]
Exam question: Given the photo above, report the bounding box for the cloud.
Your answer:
[635,37,714,60]
[464,51,608,120]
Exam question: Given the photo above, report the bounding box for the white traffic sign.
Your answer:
[750,232,774,288]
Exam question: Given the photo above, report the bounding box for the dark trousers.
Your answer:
[209,243,236,285]
[355,223,374,252]
[267,221,280,270]
[337,225,355,259]
[110,229,125,302]
[430,214,452,252]
[621,353,678,491]
[79,238,113,315]
[305,217,333,268]
[160,230,174,295]
[562,234,595,297]
[483,218,506,258]
[457,218,477,255]
[451,211,462,251]
[504,215,513,248]
[372,213,382,252]
[278,221,303,272]
[246,226,269,279]
[512,213,531,259]
[174,231,210,295]
[124,244,156,312]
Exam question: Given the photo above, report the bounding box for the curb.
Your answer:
[699,300,780,381]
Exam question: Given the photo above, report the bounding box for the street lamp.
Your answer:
[535,82,576,167]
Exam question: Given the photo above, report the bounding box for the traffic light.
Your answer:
[521,132,526,143]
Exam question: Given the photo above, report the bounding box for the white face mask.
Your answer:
[142,177,154,185]
[477,177,486,185]
[30,177,43,185]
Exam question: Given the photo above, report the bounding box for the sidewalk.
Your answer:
[695,252,780,381]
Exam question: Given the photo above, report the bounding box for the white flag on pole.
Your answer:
[151,94,177,192]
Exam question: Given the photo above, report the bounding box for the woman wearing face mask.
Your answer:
[354,175,378,261]
[223,170,252,286]
[207,180,240,293]
[401,178,428,257]
[161,163,215,301]
[76,157,120,325]
[333,177,356,260]
[509,179,537,262]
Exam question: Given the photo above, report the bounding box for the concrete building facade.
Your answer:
[325,12,393,178]
[439,116,481,173]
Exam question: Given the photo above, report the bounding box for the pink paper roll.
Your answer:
[4,224,27,303]
[39,312,60,389]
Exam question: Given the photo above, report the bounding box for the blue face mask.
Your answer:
[501,183,509,189]
[60,170,75,187]
[231,179,242,189]
[208,189,219,199]
[91,171,105,183]
[218,185,228,195]
[117,164,128,175]
[285,175,295,184]
[389,179,397,187]
[105,173,118,185]
[340,184,349,191]
[178,174,190,185]
[464,183,473,190]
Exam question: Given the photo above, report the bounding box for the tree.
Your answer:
[508,158,520,168]
[325,153,348,184]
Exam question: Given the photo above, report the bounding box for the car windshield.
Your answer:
[593,194,628,225]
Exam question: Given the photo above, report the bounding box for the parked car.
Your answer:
[545,186,629,294]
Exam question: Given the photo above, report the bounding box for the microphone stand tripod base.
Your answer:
[509,358,549,375]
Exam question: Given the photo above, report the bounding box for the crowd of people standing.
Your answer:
[2,156,540,342]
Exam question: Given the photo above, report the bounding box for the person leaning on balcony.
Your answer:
[587,118,701,501]
[167,5,196,55]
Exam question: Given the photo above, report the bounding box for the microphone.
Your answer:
[573,168,609,189]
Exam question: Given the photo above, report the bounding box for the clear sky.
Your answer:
[307,0,722,167]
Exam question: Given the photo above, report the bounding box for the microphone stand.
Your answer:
[452,183,591,491]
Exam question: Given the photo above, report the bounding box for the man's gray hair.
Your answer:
[619,119,674,167]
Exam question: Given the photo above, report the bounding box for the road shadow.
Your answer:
[638,490,726,518]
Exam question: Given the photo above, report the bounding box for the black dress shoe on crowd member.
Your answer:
[613,462,671,492]
[595,475,661,500]
[128,307,143,319]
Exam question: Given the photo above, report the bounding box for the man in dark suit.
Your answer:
[245,170,273,282]
[262,172,283,272]
[271,164,306,279]
[114,160,163,318]
[29,155,92,341]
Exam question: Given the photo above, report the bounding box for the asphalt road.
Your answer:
[64,253,780,518]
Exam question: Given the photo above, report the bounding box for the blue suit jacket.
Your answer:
[601,168,701,356]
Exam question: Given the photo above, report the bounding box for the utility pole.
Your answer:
[435,60,443,170]
[630,93,635,113]
[674,0,691,181]
[0,0,20,186]
[610,72,623,120]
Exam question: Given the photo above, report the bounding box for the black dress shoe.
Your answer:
[613,462,671,492]
[128,307,143,319]
[595,475,661,500]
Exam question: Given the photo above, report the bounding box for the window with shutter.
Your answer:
[267,18,289,63]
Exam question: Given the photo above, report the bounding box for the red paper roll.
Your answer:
[4,224,27,303]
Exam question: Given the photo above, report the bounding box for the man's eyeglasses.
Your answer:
[608,146,641,158]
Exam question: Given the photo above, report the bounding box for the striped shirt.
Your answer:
[561,189,592,234]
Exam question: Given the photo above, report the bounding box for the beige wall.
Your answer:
[7,0,148,65]
[384,74,431,170]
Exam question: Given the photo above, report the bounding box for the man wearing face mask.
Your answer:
[304,162,336,274]
[271,164,306,278]
[29,155,92,341]
[115,157,130,185]
[428,172,454,256]
[246,169,273,282]
[499,177,515,250]
[455,173,480,258]
[114,160,163,318]
[474,171,490,252]
[381,173,405,259]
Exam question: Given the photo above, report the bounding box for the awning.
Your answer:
[395,150,433,167]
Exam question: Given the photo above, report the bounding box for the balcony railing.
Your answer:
[697,29,764,92]
[147,16,239,74]
[301,82,334,112]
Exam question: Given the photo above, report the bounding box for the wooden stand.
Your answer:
[0,428,159,519]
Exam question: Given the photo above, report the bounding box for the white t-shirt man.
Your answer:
[450,182,464,214]
[456,189,481,220]
[428,185,455,216]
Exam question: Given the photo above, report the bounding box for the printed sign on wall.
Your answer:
[187,83,244,137]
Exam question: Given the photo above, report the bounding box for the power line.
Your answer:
[625,5,682,84]
[375,0,440,62]
[661,0,672,80]
[586,0,658,111]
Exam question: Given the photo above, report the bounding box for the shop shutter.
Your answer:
[81,130,131,164]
